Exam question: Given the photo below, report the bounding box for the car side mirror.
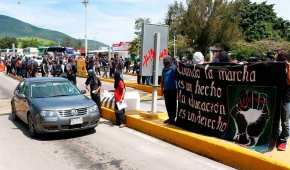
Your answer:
[18,94,26,99]
[80,90,86,94]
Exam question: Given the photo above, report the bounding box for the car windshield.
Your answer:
[31,81,80,98]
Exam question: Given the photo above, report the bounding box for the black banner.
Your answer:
[176,62,286,152]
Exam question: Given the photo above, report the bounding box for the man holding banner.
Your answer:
[161,56,177,125]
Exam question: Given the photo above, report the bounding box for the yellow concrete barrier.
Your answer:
[100,107,290,170]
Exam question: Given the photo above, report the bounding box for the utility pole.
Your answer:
[81,0,89,57]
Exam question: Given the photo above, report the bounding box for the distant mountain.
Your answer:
[0,15,107,49]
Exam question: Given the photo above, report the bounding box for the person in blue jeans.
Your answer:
[161,56,177,124]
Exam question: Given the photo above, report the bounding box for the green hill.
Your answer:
[0,15,107,49]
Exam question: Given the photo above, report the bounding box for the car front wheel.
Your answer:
[27,113,37,138]
[11,102,18,121]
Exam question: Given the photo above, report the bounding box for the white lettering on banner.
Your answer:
[178,108,227,132]
[218,65,256,82]
[188,97,225,115]
[177,65,201,78]
[195,80,222,98]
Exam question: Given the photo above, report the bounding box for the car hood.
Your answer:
[31,95,95,111]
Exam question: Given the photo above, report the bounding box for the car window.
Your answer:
[19,84,29,96]
[23,85,30,97]
[31,81,80,98]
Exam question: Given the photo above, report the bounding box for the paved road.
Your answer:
[0,73,234,170]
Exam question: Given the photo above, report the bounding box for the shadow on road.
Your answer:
[8,113,98,141]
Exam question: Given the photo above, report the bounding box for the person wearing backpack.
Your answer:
[65,58,77,85]
[276,52,290,151]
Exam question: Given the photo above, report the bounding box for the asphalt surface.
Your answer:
[0,73,234,170]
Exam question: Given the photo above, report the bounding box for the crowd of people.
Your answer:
[2,53,78,85]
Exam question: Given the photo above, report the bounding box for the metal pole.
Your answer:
[151,33,160,113]
[81,0,89,58]
[85,2,88,58]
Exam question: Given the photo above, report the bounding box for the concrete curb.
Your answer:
[101,107,290,170]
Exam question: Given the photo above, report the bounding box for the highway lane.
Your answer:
[0,73,234,170]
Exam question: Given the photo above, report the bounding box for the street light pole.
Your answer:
[81,0,89,57]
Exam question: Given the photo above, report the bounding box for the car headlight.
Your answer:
[40,111,58,117]
[87,105,98,113]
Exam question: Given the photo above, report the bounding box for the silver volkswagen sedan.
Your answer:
[11,77,100,137]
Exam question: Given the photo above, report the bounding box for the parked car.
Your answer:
[11,77,100,137]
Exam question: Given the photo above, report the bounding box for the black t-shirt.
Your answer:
[85,76,102,94]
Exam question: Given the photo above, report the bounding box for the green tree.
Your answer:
[238,0,290,41]
[129,18,151,57]
[19,38,41,48]
[0,37,17,49]
[180,0,241,54]
[166,1,185,35]
[166,1,187,56]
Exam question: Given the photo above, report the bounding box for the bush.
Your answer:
[230,40,290,61]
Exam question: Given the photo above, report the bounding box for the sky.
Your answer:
[0,0,289,45]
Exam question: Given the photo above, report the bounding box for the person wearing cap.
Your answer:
[161,56,177,124]
[86,69,102,112]
[192,51,205,64]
